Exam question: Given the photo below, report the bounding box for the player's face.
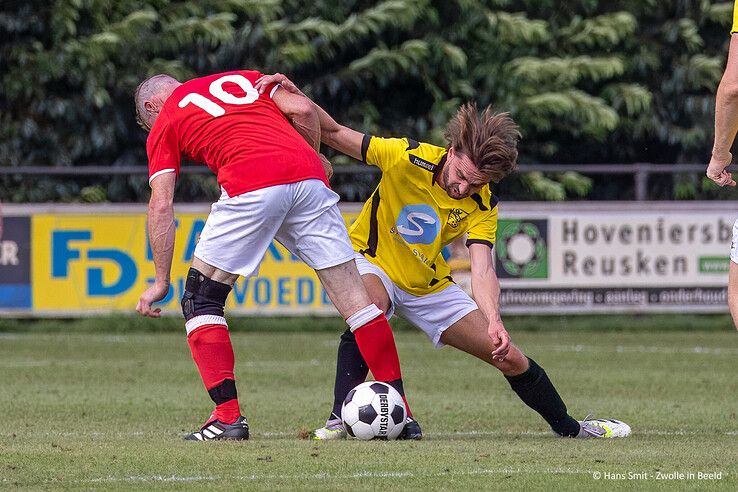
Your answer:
[442,148,488,199]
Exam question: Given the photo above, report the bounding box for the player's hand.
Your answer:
[488,319,510,362]
[706,153,736,187]
[255,73,305,97]
[136,280,169,318]
[319,153,334,181]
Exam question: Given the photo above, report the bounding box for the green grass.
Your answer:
[1,328,737,490]
[0,313,734,333]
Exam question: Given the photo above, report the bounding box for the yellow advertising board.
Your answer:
[31,212,358,314]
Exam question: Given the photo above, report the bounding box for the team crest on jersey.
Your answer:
[396,204,440,244]
[447,208,469,229]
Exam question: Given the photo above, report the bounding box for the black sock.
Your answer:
[505,358,580,437]
[386,378,405,398]
[329,329,369,420]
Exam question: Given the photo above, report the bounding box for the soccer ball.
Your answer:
[341,381,406,440]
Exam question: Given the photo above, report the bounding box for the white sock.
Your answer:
[345,304,383,332]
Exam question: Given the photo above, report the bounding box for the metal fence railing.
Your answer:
[0,163,708,201]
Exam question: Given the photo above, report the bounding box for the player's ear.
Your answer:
[144,101,157,113]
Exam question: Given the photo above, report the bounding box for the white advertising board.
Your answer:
[488,202,735,313]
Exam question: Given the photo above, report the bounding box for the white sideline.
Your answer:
[80,467,600,484]
[3,343,737,369]
[0,359,324,368]
[549,344,738,355]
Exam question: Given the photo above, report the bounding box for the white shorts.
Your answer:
[730,219,738,263]
[353,253,478,348]
[194,179,355,277]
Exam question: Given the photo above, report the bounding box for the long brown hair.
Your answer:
[444,103,520,183]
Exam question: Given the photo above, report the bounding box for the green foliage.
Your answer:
[0,0,732,201]
[521,172,568,201]
[520,171,593,201]
[559,12,638,48]
[79,185,107,203]
[487,11,549,45]
[556,171,593,197]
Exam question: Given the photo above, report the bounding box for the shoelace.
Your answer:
[324,418,344,431]
[580,414,607,437]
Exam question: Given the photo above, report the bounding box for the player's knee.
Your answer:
[376,299,392,314]
[181,267,232,320]
[507,348,529,372]
[492,345,527,374]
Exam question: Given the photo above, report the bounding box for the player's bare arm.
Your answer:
[256,73,364,161]
[708,35,738,187]
[312,103,364,161]
[136,172,176,318]
[268,84,335,179]
[271,88,321,153]
[469,242,510,361]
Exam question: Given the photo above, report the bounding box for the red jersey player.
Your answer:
[134,70,411,440]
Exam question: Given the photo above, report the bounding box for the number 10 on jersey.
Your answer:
[178,74,260,117]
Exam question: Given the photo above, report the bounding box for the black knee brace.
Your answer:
[181,268,232,320]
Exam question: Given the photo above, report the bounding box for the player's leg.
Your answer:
[315,261,409,407]
[729,262,738,329]
[275,180,408,414]
[328,269,391,421]
[438,310,580,435]
[439,309,630,438]
[728,218,738,330]
[397,285,629,438]
[183,187,292,440]
[312,270,392,439]
[181,259,249,440]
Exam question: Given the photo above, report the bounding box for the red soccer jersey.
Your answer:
[146,70,327,196]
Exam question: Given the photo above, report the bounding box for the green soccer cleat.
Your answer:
[309,418,347,440]
[577,416,631,438]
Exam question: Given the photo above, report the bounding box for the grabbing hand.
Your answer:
[255,73,305,97]
[136,280,170,318]
[488,319,511,362]
[319,153,334,181]
[706,153,736,187]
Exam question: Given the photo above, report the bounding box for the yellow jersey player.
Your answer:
[256,73,631,440]
[707,0,738,330]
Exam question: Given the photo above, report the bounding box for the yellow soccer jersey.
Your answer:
[349,135,499,296]
[733,0,738,33]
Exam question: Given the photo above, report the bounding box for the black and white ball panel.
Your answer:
[340,381,407,440]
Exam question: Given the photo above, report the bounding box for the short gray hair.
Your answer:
[134,74,180,131]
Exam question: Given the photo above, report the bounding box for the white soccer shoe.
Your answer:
[577,416,631,438]
[309,418,347,440]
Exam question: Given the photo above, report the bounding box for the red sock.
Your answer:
[353,314,412,416]
[187,323,241,424]
[353,314,401,381]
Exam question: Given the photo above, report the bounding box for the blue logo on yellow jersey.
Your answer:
[396,205,440,244]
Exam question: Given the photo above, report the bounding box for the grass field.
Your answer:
[1,321,737,490]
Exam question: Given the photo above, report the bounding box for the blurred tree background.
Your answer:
[0,0,734,202]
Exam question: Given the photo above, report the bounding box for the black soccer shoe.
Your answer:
[184,415,250,441]
[397,416,423,440]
